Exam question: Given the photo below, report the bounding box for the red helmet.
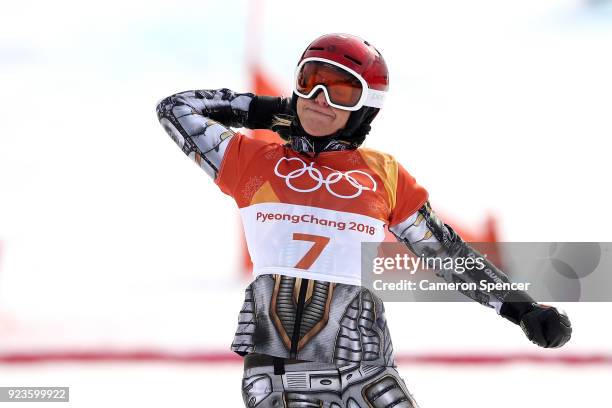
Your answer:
[285,33,389,148]
[298,33,389,94]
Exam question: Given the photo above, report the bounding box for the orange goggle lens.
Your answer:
[296,61,363,108]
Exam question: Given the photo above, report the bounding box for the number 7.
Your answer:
[293,233,330,269]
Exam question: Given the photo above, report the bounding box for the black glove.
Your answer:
[499,291,572,348]
[519,304,572,348]
[246,95,291,130]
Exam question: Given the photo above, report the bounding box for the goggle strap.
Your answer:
[364,89,386,108]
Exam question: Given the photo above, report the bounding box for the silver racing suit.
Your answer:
[156,89,529,407]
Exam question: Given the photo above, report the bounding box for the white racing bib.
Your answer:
[241,203,386,285]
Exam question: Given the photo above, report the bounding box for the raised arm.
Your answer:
[155,89,288,179]
[390,201,572,348]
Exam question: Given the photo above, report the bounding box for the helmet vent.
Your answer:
[309,46,325,51]
[343,54,362,65]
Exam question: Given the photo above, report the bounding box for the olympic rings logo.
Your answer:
[273,157,377,199]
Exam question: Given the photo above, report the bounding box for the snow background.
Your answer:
[0,0,611,406]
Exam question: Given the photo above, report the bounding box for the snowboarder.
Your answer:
[156,33,571,407]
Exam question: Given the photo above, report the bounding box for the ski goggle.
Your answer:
[294,57,386,111]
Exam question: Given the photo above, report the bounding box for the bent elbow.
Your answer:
[155,94,176,122]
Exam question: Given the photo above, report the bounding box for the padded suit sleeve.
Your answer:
[156,89,279,198]
[390,200,534,311]
[156,89,260,180]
